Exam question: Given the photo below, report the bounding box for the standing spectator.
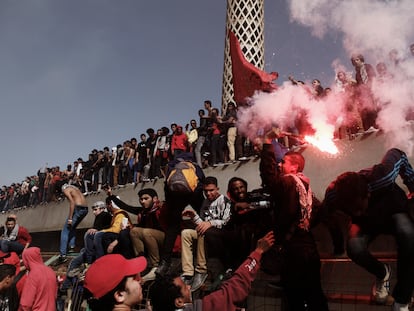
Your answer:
[124,141,136,184]
[195,109,211,168]
[82,154,94,194]
[185,120,198,153]
[152,127,170,179]
[260,129,329,310]
[221,102,238,163]
[92,150,107,192]
[103,146,114,187]
[20,247,57,311]
[171,125,189,159]
[149,232,274,311]
[84,254,147,311]
[0,264,19,311]
[56,182,88,265]
[204,99,213,117]
[0,216,31,255]
[351,53,377,131]
[146,128,158,180]
[20,177,31,208]
[112,145,122,187]
[311,79,324,98]
[135,134,148,183]
[210,108,225,166]
[323,148,414,311]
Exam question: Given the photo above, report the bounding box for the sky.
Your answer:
[0,0,413,186]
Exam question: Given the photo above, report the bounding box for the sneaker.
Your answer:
[372,263,391,304]
[53,256,68,266]
[181,275,193,286]
[191,272,208,292]
[393,302,409,311]
[142,267,157,283]
[68,247,77,254]
[155,260,171,277]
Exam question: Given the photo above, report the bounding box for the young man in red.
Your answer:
[149,231,274,311]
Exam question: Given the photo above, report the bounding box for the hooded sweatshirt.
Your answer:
[20,247,57,311]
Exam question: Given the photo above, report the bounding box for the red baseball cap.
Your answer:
[84,254,147,299]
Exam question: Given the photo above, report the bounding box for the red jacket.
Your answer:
[171,132,188,153]
[201,250,262,311]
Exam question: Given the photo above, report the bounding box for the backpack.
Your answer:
[166,160,199,194]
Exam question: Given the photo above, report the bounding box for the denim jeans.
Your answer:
[60,206,88,256]
[93,231,106,259]
[347,212,414,304]
[84,232,96,264]
[0,240,24,255]
[195,136,206,167]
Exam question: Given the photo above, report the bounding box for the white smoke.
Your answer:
[238,0,414,155]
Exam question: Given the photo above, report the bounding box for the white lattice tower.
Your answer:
[221,0,265,114]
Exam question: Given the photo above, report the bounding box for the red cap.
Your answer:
[84,254,147,299]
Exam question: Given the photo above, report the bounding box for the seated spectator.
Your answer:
[184,176,231,291]
[226,177,273,259]
[83,201,113,263]
[148,231,274,311]
[93,195,134,260]
[61,200,112,291]
[0,216,31,255]
[129,189,166,283]
[84,254,147,311]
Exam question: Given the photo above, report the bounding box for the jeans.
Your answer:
[60,206,88,256]
[0,240,24,255]
[195,136,206,167]
[93,231,106,259]
[347,212,414,304]
[84,232,96,264]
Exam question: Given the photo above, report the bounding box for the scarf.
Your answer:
[4,224,19,241]
[285,173,313,231]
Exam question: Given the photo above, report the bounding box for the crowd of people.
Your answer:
[1,45,414,310]
[3,43,414,213]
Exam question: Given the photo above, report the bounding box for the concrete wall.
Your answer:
[2,130,411,235]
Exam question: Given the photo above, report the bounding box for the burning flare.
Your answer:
[304,134,338,154]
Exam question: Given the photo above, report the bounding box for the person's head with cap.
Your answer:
[91,201,106,215]
[84,254,147,311]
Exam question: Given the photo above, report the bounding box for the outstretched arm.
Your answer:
[202,232,275,309]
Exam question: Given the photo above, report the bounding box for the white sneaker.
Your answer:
[142,267,157,283]
[372,263,391,304]
[393,302,409,311]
